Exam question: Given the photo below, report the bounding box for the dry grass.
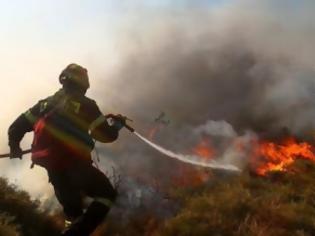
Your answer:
[0,178,60,236]
[157,160,315,236]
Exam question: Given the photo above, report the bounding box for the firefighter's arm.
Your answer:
[89,114,124,143]
[87,101,125,143]
[8,102,41,158]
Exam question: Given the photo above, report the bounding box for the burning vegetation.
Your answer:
[89,126,315,235]
[158,159,315,236]
[3,158,315,236]
[89,159,315,236]
[177,129,315,178]
[192,138,215,160]
[253,137,315,176]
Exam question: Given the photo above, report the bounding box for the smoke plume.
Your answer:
[93,0,315,186]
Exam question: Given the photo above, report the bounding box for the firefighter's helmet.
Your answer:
[59,63,90,91]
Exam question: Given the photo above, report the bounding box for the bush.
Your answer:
[4,160,314,236]
[0,177,60,236]
[158,160,315,236]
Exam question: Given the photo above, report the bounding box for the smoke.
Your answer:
[94,0,315,185]
[195,120,237,138]
[102,0,315,134]
[194,120,257,170]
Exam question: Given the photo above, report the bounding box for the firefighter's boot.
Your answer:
[61,201,110,236]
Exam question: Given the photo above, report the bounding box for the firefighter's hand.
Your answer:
[112,114,127,130]
[9,145,22,159]
[113,114,126,130]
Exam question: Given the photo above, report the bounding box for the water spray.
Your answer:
[122,119,240,172]
[0,120,241,172]
[133,131,240,172]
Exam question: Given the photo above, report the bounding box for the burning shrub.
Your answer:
[157,160,315,236]
[252,137,315,176]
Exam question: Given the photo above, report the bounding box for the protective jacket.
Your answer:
[8,89,119,169]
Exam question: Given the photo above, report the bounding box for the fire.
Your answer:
[147,123,315,179]
[192,138,215,160]
[253,137,315,176]
[172,139,215,187]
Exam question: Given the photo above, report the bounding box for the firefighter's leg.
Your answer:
[48,171,83,220]
[62,165,117,236]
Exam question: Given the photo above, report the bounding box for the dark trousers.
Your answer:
[48,163,117,220]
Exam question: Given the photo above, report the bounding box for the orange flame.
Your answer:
[171,139,215,187]
[192,138,215,160]
[253,137,315,175]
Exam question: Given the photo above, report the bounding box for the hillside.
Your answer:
[100,160,315,236]
[1,160,315,236]
[0,178,60,236]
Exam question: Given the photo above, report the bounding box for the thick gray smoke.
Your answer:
[94,0,315,184]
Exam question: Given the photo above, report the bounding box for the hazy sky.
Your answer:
[0,0,230,200]
[0,0,229,141]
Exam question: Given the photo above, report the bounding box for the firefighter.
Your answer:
[8,63,125,236]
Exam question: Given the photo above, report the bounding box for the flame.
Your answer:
[172,139,215,186]
[253,137,315,175]
[192,138,215,160]
[170,139,215,187]
[148,125,315,179]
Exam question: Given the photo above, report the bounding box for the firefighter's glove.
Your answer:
[112,114,126,130]
[10,145,22,159]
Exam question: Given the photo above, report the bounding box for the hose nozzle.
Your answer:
[106,114,135,133]
[124,123,135,132]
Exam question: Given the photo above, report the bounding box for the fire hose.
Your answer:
[0,118,240,171]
